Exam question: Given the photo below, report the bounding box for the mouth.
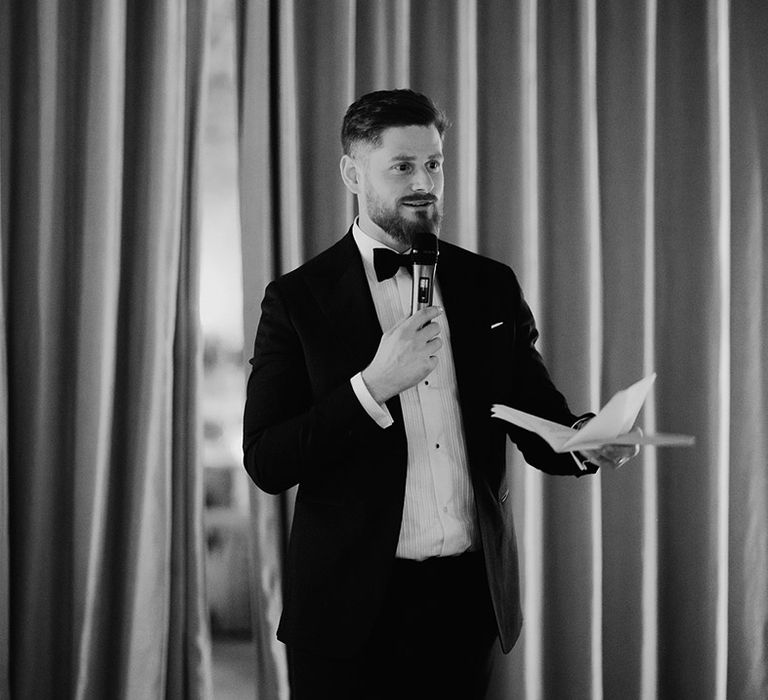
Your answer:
[401,198,437,209]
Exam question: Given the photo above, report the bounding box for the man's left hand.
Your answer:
[580,442,640,470]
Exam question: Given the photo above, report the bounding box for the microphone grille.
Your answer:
[412,229,438,263]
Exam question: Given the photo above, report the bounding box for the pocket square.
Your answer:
[490,321,504,329]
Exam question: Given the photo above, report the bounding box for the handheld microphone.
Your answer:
[410,229,439,315]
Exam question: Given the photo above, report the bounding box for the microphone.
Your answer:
[410,228,439,315]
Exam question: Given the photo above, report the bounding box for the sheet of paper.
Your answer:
[561,374,655,450]
[491,373,695,453]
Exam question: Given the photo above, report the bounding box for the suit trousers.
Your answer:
[288,551,498,700]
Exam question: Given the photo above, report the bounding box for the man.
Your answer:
[243,89,636,699]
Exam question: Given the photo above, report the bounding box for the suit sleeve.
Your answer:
[503,268,598,477]
[242,280,379,495]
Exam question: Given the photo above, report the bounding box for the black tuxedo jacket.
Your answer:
[243,229,595,657]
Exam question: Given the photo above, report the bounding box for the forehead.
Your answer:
[369,125,443,159]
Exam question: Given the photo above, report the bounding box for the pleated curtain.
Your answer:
[0,0,213,697]
[238,1,768,699]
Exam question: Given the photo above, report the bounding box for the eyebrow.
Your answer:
[389,153,444,162]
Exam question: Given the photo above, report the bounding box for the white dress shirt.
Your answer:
[349,222,478,560]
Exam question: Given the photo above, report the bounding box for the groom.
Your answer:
[243,89,636,699]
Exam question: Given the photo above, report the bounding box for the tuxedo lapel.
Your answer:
[306,230,408,433]
[436,243,490,398]
[305,231,383,377]
[436,244,494,470]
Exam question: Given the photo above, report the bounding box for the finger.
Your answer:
[601,444,636,460]
[585,455,615,470]
[582,448,620,470]
[599,445,625,460]
[425,336,443,353]
[601,446,637,468]
[410,305,443,329]
[417,321,443,341]
[419,305,443,321]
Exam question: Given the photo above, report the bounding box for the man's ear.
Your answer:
[340,154,361,194]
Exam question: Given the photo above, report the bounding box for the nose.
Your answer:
[410,165,435,193]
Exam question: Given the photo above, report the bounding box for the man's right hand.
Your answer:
[361,306,444,404]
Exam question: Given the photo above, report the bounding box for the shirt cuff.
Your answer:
[350,372,394,429]
[571,452,589,472]
[570,415,593,472]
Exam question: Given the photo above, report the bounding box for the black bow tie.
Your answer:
[373,248,412,282]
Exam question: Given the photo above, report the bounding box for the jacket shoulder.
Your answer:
[269,230,357,293]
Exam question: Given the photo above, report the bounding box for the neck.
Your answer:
[356,214,409,252]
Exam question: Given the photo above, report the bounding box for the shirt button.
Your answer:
[442,506,448,513]
[435,443,440,449]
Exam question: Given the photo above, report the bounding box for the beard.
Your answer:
[364,188,442,247]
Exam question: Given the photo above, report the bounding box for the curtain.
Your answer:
[237,1,768,698]
[0,0,214,697]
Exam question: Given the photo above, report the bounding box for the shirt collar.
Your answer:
[352,219,403,261]
[352,219,411,282]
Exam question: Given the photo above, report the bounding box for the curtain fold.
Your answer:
[595,2,658,696]
[237,1,768,698]
[0,5,10,695]
[168,1,213,696]
[237,2,290,698]
[727,2,768,696]
[0,0,213,696]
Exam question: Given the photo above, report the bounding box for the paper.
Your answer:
[491,374,695,453]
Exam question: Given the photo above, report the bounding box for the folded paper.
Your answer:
[491,374,695,453]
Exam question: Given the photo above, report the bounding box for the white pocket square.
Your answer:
[490,321,504,329]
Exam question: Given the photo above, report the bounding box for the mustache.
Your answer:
[399,194,438,205]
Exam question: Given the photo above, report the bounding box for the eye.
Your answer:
[393,162,412,173]
[427,160,442,172]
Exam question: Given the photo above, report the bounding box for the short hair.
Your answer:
[341,89,450,157]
